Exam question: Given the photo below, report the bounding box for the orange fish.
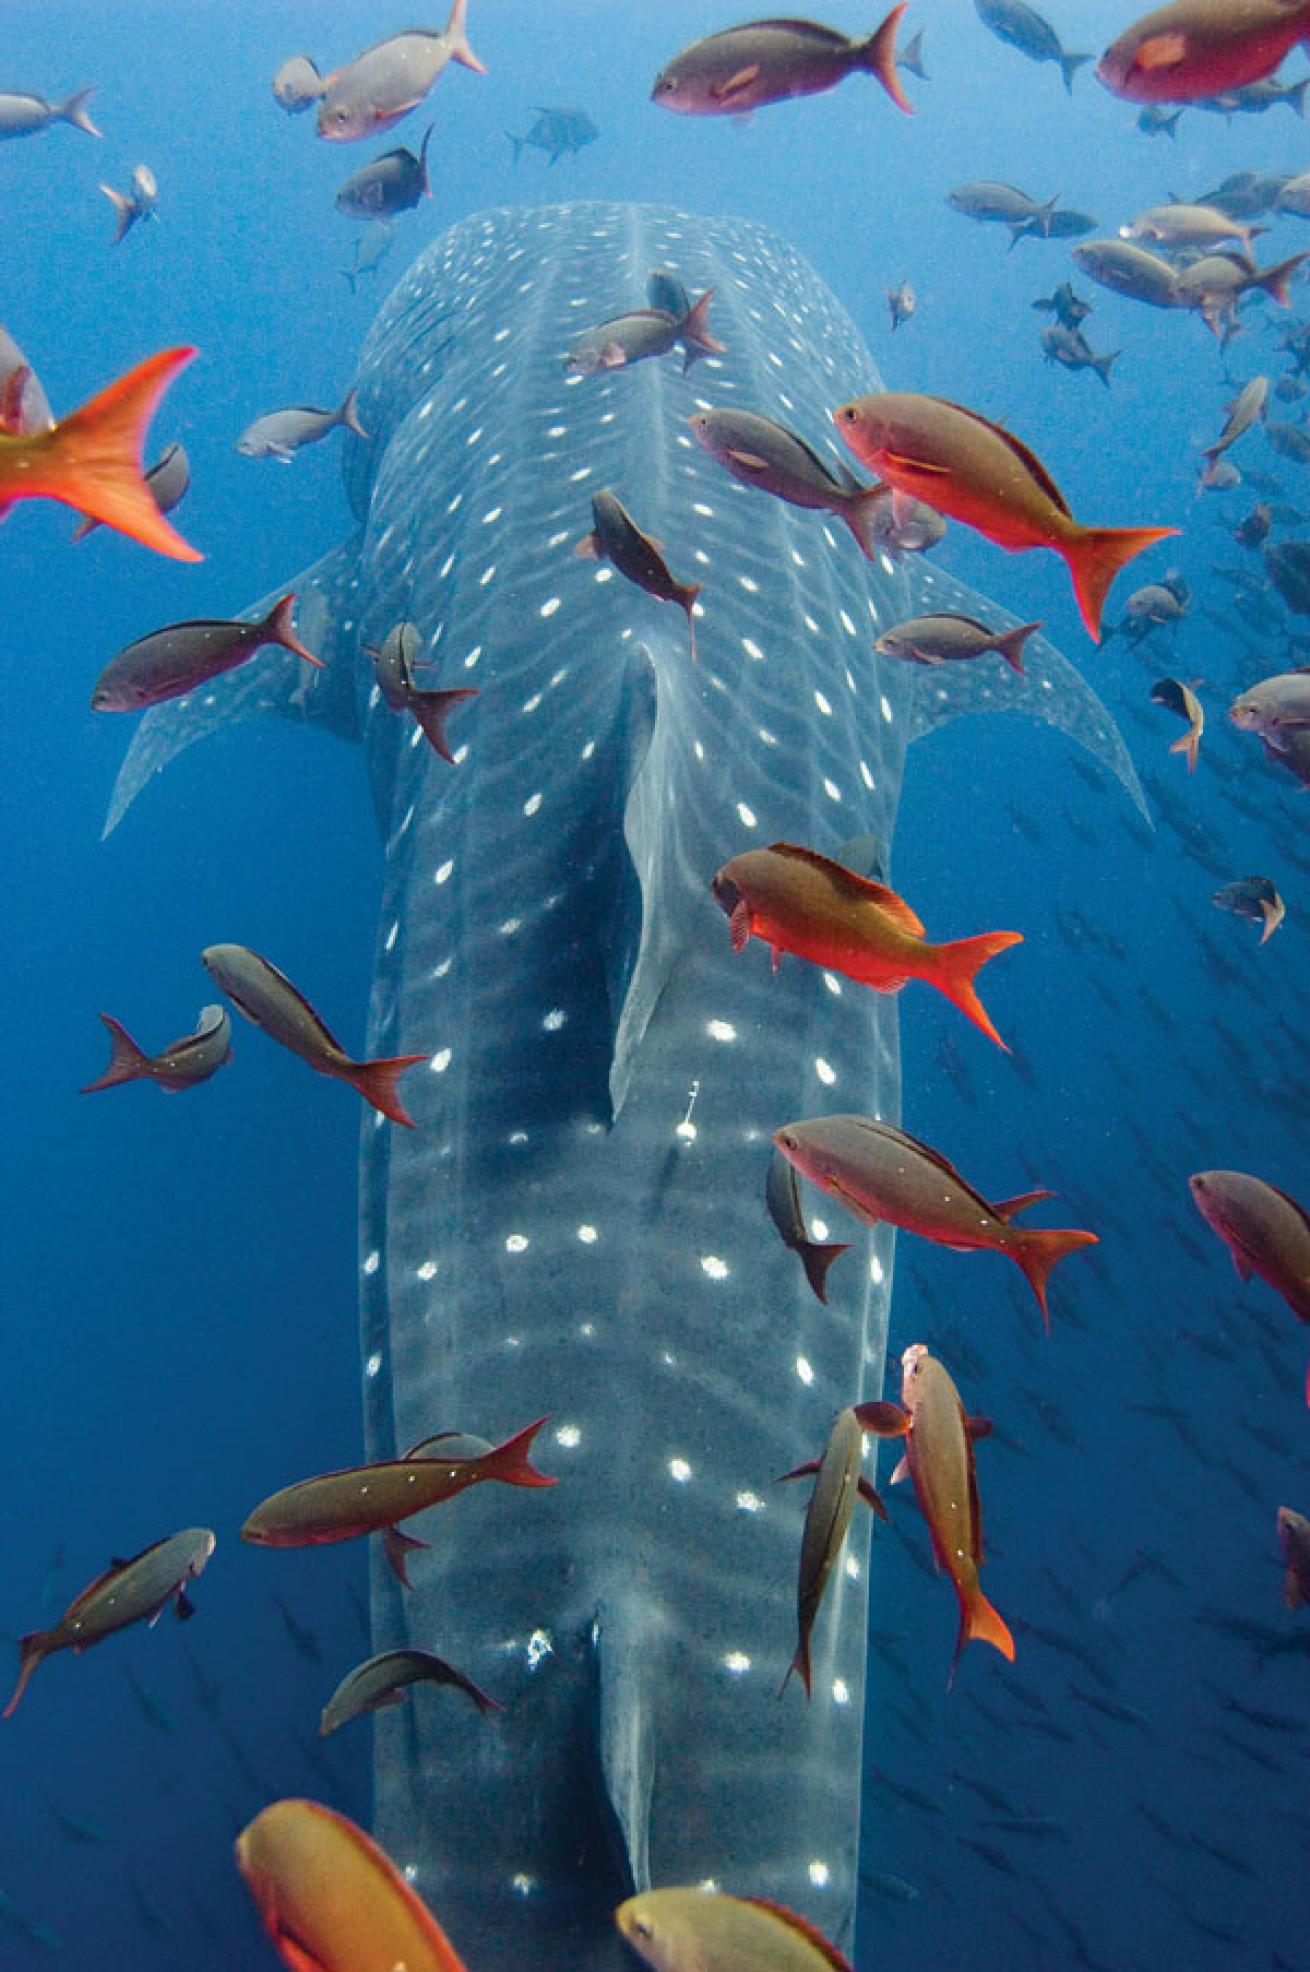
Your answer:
[833,390,1176,640]
[0,347,200,560]
[859,1344,1013,1676]
[236,1799,471,1972]
[712,841,1021,1049]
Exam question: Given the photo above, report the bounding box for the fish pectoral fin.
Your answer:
[599,342,628,369]
[574,532,601,559]
[726,448,772,472]
[854,1399,909,1438]
[858,1475,889,1521]
[777,1458,821,1483]
[1133,32,1187,73]
[889,1453,910,1485]
[712,63,761,102]
[885,451,949,478]
[174,1590,197,1622]
[382,1525,429,1589]
[967,1415,993,1442]
[827,1175,880,1226]
[1228,1245,1256,1283]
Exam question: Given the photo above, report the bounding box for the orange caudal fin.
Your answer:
[343,1052,427,1126]
[953,1590,1015,1678]
[859,4,913,114]
[928,929,1023,1050]
[678,290,726,363]
[3,1633,51,1720]
[444,0,487,74]
[261,594,323,669]
[1062,524,1178,641]
[482,1416,558,1488]
[80,1013,151,1093]
[411,687,479,764]
[995,621,1042,675]
[17,348,202,561]
[1012,1225,1099,1332]
[1168,726,1200,774]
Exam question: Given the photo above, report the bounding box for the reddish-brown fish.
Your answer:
[1278,1506,1310,1610]
[833,390,1177,640]
[1097,1,1310,105]
[779,1406,886,1697]
[712,841,1021,1049]
[1190,1169,1310,1402]
[80,1004,232,1094]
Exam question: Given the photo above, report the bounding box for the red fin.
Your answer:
[262,594,323,668]
[80,1012,151,1092]
[574,532,600,559]
[967,1416,993,1441]
[481,1415,557,1487]
[0,365,33,433]
[343,1052,426,1126]
[954,1588,1016,1673]
[729,899,752,953]
[853,1400,909,1437]
[1012,1226,1099,1331]
[995,621,1041,675]
[678,290,726,358]
[445,0,487,73]
[3,1633,50,1719]
[797,1238,851,1304]
[740,1899,855,1972]
[1062,524,1178,641]
[927,929,1023,1049]
[1168,725,1200,774]
[382,1525,428,1589]
[15,348,202,560]
[861,2,912,115]
[991,1188,1056,1220]
[777,1458,821,1482]
[858,1474,889,1520]
[779,1633,812,1700]
[410,687,479,764]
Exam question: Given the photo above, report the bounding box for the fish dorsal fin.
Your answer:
[922,394,1072,518]
[863,1120,986,1203]
[764,842,925,935]
[991,1188,1056,1220]
[740,1898,855,1971]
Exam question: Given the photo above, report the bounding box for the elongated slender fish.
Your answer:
[576,490,700,662]
[689,406,889,560]
[1097,0,1310,104]
[200,943,425,1125]
[780,1406,885,1696]
[237,1800,472,1971]
[92,595,319,713]
[712,842,1021,1048]
[241,1417,555,1585]
[1190,1170,1310,1400]
[833,391,1177,640]
[875,612,1040,675]
[237,390,367,461]
[616,1887,853,1970]
[652,10,911,117]
[1201,375,1268,466]
[366,620,479,763]
[859,1343,1013,1672]
[974,0,1090,92]
[0,347,200,559]
[766,1147,851,1305]
[774,1116,1097,1327]
[80,1004,232,1093]
[320,1648,502,1737]
[568,293,724,375]
[4,1529,215,1718]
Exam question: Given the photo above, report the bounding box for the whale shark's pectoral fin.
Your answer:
[898,562,1150,822]
[103,534,365,838]
[591,1597,654,1899]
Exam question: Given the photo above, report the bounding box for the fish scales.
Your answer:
[106,202,1142,1970]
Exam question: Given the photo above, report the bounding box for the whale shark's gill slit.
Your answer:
[591,1594,655,1899]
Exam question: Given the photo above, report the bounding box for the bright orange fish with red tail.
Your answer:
[712,841,1021,1049]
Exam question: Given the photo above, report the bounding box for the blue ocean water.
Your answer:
[2,0,1308,1964]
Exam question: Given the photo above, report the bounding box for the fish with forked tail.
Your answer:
[652,9,912,117]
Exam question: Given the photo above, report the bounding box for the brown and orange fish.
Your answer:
[712,841,1021,1049]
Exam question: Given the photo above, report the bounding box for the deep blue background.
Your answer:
[2,1,1308,1964]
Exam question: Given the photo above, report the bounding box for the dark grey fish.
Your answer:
[887,279,915,330]
[0,85,98,139]
[1212,877,1285,943]
[567,293,724,375]
[72,440,190,543]
[1196,78,1309,119]
[1137,105,1182,138]
[365,619,479,763]
[100,164,157,244]
[766,1148,851,1304]
[237,390,367,460]
[689,405,889,560]
[1011,207,1097,245]
[575,489,700,661]
[947,181,1056,229]
[781,1406,885,1697]
[80,1003,232,1094]
[646,267,690,319]
[507,106,598,165]
[92,595,318,713]
[1201,170,1290,219]
[1040,324,1118,386]
[973,0,1090,91]
[335,127,431,220]
[4,1529,216,1718]
[1265,421,1310,465]
[272,55,323,113]
[320,1647,502,1736]
[342,221,396,293]
[1266,539,1310,610]
[1032,281,1091,328]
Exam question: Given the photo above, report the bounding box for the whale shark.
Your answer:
[108,201,1143,1969]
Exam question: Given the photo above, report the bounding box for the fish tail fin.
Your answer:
[382,1525,428,1589]
[411,686,479,762]
[69,512,99,542]
[25,348,201,560]
[1063,524,1178,641]
[1012,1226,1099,1331]
[485,1415,557,1487]
[100,183,135,243]
[507,131,523,165]
[841,486,891,561]
[80,1013,152,1093]
[901,28,927,78]
[260,593,322,668]
[342,269,358,295]
[858,4,913,114]
[1293,79,1309,119]
[336,387,368,440]
[1259,899,1284,945]
[1164,111,1181,137]
[797,1239,852,1304]
[779,1635,812,1699]
[954,1590,1015,1677]
[1287,1562,1307,1608]
[444,0,487,73]
[343,1052,426,1126]
[57,85,100,136]
[928,929,1023,1050]
[1255,253,1309,307]
[1093,351,1120,388]
[1059,53,1092,94]
[4,1633,51,1719]
[995,621,1041,674]
[678,290,726,361]
[1168,726,1200,774]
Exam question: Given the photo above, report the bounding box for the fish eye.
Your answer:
[634,1918,654,1940]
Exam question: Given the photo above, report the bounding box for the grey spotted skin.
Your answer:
[108,201,1143,1969]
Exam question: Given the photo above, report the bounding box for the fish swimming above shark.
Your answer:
[106,200,1145,1970]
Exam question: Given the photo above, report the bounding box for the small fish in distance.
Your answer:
[974,0,1091,93]
[272,56,323,113]
[81,1004,233,1093]
[576,490,700,663]
[507,107,598,166]
[876,611,1041,674]
[1150,676,1204,772]
[335,128,431,220]
[1212,877,1285,944]
[0,84,99,139]
[92,594,319,713]
[652,9,912,117]
[320,1649,502,1737]
[887,280,915,330]
[833,389,1178,640]
[712,840,1021,1048]
[4,1529,215,1719]
[237,1801,473,1972]
[236,390,367,462]
[366,621,478,762]
[100,164,157,244]
[201,943,426,1126]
